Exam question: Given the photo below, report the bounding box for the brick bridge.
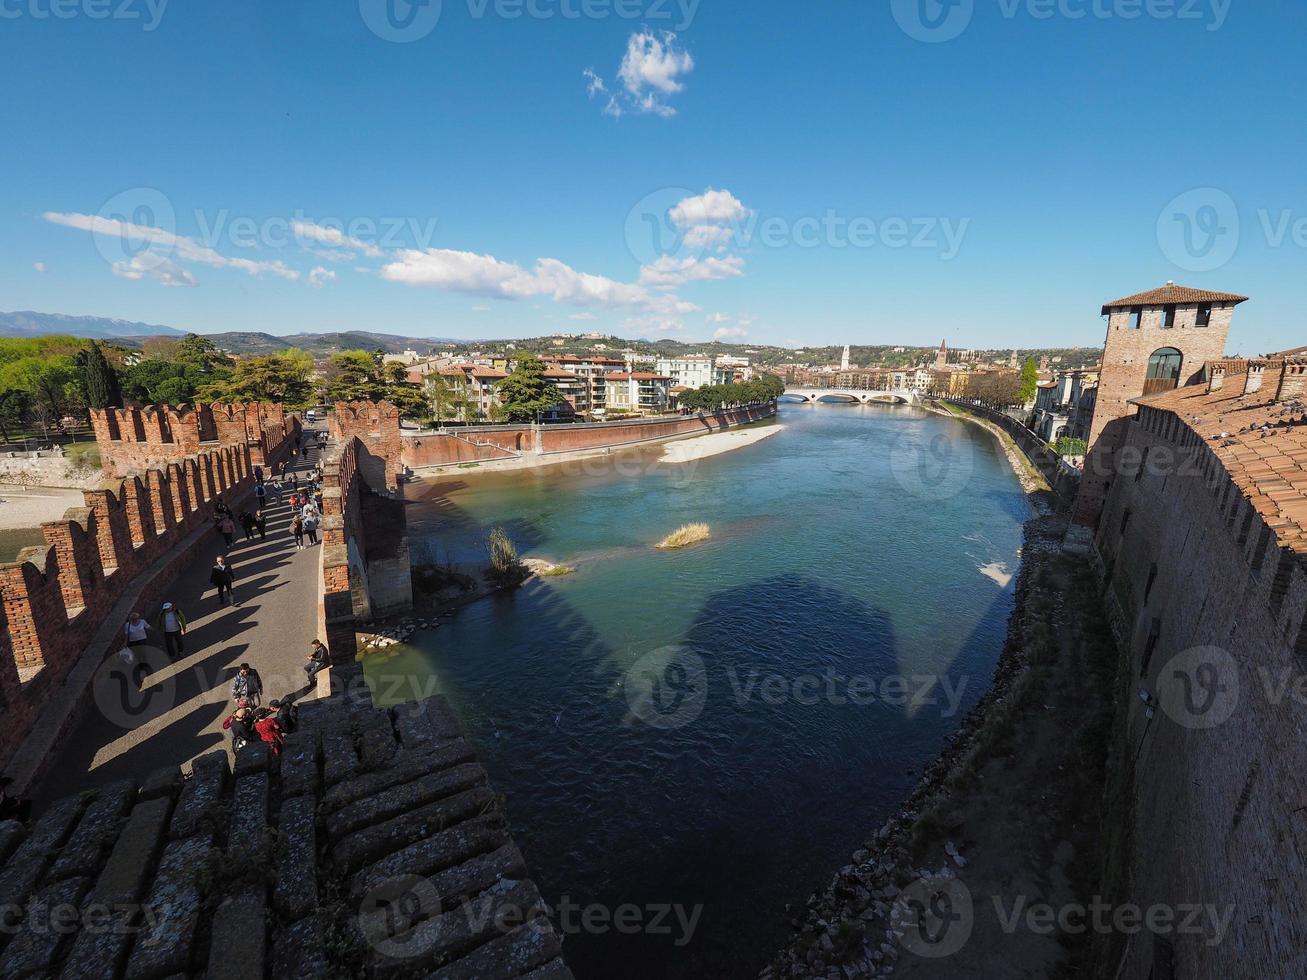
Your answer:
[782,386,921,405]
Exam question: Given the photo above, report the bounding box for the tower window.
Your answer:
[1131,306,1143,329]
[1163,305,1176,328]
[1196,304,1212,328]
[1143,348,1183,396]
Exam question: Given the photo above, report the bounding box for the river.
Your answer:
[363,402,1028,978]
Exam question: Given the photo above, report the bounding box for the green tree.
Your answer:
[494,354,562,422]
[1018,358,1039,403]
[0,390,31,444]
[176,334,234,372]
[425,373,457,424]
[82,341,124,409]
[198,350,315,407]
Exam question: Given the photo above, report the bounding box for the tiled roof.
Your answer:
[1101,283,1249,314]
[543,368,578,379]
[1135,373,1307,554]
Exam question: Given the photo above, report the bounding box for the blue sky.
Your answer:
[2,0,1304,352]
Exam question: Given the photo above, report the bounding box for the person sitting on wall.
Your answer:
[305,640,329,686]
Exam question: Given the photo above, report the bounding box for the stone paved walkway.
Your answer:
[35,425,331,804]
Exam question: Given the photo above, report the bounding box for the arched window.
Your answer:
[1144,348,1183,395]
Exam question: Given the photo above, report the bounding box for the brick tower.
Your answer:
[1067,282,1248,548]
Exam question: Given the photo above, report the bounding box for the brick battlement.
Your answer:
[328,400,402,491]
[0,410,301,772]
[91,401,299,478]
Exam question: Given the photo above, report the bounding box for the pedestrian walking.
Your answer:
[305,640,328,685]
[222,707,254,753]
[291,514,305,550]
[230,662,263,706]
[155,601,187,659]
[303,513,318,545]
[240,511,256,541]
[254,707,284,755]
[123,611,150,648]
[254,464,264,483]
[290,472,299,491]
[214,497,231,520]
[270,697,298,735]
[255,509,268,540]
[254,481,266,507]
[218,514,236,548]
[210,555,236,606]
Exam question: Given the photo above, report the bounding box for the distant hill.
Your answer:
[0,310,186,340]
[203,330,462,357]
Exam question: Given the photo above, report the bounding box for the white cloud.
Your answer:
[706,313,731,324]
[43,210,300,281]
[308,266,336,288]
[714,326,748,341]
[569,312,599,321]
[383,247,656,309]
[639,255,744,289]
[619,30,693,97]
[588,31,694,118]
[292,220,383,259]
[669,189,750,229]
[583,67,606,97]
[112,254,198,288]
[682,224,735,252]
[33,262,47,273]
[471,304,491,312]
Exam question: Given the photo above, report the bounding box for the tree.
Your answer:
[1018,358,1039,404]
[0,390,31,444]
[82,341,124,409]
[175,334,234,373]
[494,354,562,422]
[197,350,315,407]
[425,373,457,425]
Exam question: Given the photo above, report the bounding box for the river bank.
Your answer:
[763,498,1122,974]
[921,399,1052,503]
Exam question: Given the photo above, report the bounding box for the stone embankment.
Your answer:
[761,515,1070,979]
[0,688,574,979]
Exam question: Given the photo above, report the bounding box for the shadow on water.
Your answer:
[377,564,1012,980]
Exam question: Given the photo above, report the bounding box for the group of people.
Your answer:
[220,640,329,755]
[115,425,338,763]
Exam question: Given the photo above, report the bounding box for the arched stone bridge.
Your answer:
[781,387,922,405]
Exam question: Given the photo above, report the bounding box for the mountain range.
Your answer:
[0,310,185,339]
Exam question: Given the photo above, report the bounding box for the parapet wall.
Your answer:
[90,401,295,479]
[319,432,412,663]
[330,400,403,490]
[1089,401,1307,979]
[0,406,300,773]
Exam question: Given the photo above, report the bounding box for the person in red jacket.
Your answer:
[253,707,283,755]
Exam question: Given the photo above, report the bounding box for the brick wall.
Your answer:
[90,402,300,479]
[330,400,403,490]
[400,405,777,468]
[0,406,300,771]
[1089,404,1307,979]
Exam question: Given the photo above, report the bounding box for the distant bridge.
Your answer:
[781,387,922,405]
